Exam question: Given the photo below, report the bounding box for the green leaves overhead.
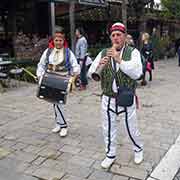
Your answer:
[129,0,153,6]
[161,0,180,18]
[128,0,154,16]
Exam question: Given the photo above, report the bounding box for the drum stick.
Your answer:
[67,76,74,92]
[21,67,38,81]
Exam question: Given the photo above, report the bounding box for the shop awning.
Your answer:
[78,0,106,6]
[38,0,107,6]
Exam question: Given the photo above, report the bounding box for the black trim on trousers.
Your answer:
[124,107,142,150]
[134,149,143,153]
[107,155,116,159]
[54,104,67,128]
[56,104,67,126]
[107,97,111,155]
[108,107,125,115]
[56,122,67,128]
[108,98,125,115]
[53,104,57,119]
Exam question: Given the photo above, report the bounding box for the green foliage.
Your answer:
[152,35,176,59]
[156,38,169,59]
[129,0,153,7]
[88,47,104,58]
[161,0,180,18]
[129,0,154,16]
[88,43,110,58]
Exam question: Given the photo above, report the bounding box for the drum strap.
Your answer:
[45,48,53,71]
[65,48,71,75]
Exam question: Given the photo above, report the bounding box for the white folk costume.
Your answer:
[36,47,80,130]
[88,23,143,166]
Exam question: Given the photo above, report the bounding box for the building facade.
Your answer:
[0,0,180,57]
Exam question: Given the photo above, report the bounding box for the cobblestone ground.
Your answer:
[0,58,180,180]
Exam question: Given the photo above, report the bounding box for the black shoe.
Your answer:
[141,80,147,86]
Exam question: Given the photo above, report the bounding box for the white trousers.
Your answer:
[53,103,67,128]
[101,95,143,158]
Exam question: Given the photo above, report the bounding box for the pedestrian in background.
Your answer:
[151,27,159,62]
[141,32,154,85]
[75,27,88,90]
[126,34,135,47]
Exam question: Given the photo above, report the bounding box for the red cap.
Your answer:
[110,22,126,34]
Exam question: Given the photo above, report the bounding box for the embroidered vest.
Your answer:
[46,48,71,74]
[101,46,137,97]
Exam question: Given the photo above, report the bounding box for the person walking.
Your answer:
[75,27,88,90]
[88,22,143,169]
[141,32,154,85]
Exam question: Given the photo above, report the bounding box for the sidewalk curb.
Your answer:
[146,134,180,180]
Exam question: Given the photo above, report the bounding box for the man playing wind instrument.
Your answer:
[88,22,144,168]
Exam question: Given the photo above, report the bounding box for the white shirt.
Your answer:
[53,48,64,65]
[88,46,142,92]
[75,36,88,59]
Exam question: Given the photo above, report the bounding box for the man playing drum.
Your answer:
[36,27,80,137]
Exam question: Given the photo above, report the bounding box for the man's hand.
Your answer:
[72,72,79,77]
[98,56,109,68]
[106,46,122,64]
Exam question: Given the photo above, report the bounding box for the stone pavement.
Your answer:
[0,58,180,180]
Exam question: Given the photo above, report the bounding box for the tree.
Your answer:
[69,1,75,51]
[129,0,154,17]
[122,0,128,28]
[161,0,180,18]
[128,0,154,47]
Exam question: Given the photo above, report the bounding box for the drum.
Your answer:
[37,72,71,104]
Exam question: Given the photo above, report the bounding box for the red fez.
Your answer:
[110,22,126,34]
